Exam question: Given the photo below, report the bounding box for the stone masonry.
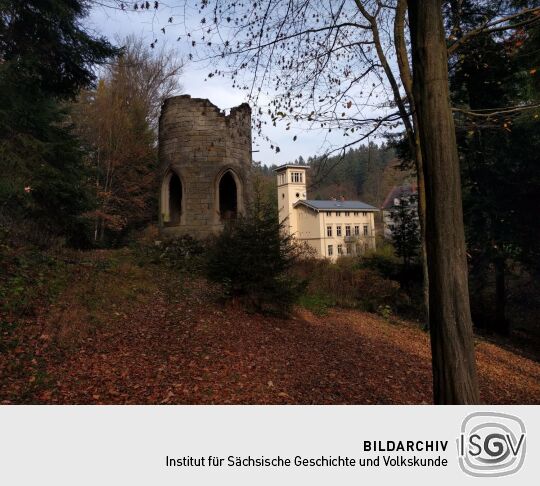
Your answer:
[158,95,253,238]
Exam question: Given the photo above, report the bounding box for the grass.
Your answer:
[298,293,335,316]
[0,246,70,317]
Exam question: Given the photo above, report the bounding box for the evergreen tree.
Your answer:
[0,0,117,246]
[206,182,304,314]
[390,193,420,268]
[449,2,540,333]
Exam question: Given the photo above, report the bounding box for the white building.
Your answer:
[275,164,378,261]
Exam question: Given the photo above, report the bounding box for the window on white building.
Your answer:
[345,225,351,237]
[356,244,361,254]
[337,244,343,255]
[326,211,332,216]
[354,211,359,216]
[354,225,360,236]
[363,224,369,236]
[362,212,367,216]
[346,244,351,255]
[336,225,342,237]
[327,225,332,237]
[345,211,350,217]
[335,212,340,217]
[328,245,333,256]
[291,172,303,183]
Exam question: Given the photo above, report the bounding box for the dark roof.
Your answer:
[294,200,378,212]
[274,164,309,172]
[381,184,418,210]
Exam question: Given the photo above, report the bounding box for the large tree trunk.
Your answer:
[407,0,480,404]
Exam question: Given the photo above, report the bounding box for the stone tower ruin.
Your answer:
[158,95,253,238]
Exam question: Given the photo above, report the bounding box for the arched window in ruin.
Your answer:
[162,171,183,225]
[219,171,238,221]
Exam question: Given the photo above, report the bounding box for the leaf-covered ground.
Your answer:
[1,249,539,404]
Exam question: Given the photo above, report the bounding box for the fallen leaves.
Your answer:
[1,249,539,405]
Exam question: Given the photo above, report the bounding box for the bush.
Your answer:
[293,258,404,313]
[357,243,402,279]
[353,268,402,312]
[205,200,304,315]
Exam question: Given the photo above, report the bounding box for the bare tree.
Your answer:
[112,34,184,129]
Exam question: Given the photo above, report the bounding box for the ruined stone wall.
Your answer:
[158,95,253,238]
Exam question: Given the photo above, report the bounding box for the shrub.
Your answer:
[205,199,304,315]
[357,243,402,279]
[353,268,402,312]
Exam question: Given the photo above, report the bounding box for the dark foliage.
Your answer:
[0,0,117,247]
[0,0,116,99]
[449,3,540,333]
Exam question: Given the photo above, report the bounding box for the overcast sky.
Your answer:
[87,4,350,166]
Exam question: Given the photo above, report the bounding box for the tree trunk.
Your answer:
[407,0,480,404]
[494,257,509,335]
[394,0,429,328]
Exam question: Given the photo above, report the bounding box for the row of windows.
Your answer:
[291,171,303,183]
[325,211,368,217]
[278,171,305,184]
[327,243,368,256]
[326,225,370,237]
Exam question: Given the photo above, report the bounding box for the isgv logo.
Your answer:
[457,412,526,477]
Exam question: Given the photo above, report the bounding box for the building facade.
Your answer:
[276,165,378,260]
[158,95,253,239]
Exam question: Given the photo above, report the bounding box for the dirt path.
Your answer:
[1,251,539,404]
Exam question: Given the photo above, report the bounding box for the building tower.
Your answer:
[274,165,308,235]
[158,95,253,239]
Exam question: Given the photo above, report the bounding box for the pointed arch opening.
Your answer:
[219,171,238,221]
[162,170,183,225]
[169,173,182,223]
